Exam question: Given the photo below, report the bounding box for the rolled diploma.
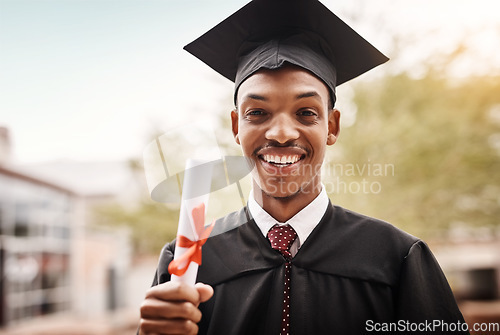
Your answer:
[171,159,213,285]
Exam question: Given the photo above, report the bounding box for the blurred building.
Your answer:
[427,226,500,333]
[432,228,500,302]
[0,164,75,325]
[0,127,150,333]
[0,128,11,165]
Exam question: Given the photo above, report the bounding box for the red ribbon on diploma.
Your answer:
[168,203,215,277]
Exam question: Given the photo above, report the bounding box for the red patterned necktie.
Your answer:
[267,224,298,335]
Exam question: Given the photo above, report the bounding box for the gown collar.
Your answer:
[248,185,330,248]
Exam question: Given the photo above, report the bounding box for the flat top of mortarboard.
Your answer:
[184,0,389,87]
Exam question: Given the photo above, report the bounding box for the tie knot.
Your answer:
[267,224,298,259]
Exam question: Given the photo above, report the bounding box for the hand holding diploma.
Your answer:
[140,159,215,334]
[139,281,213,335]
[140,125,251,334]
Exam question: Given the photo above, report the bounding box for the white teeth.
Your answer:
[263,155,300,164]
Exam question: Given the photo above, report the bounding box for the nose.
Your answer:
[265,114,300,144]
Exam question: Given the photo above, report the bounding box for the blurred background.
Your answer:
[1,0,500,333]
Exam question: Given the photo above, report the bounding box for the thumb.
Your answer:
[195,282,214,304]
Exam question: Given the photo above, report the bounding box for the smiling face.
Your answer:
[231,65,340,209]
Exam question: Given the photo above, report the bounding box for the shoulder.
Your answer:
[155,207,251,284]
[298,203,425,285]
[160,206,249,255]
[155,240,176,284]
[209,206,251,237]
[332,204,419,249]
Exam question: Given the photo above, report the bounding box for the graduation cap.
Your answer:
[184,0,389,105]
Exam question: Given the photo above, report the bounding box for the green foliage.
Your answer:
[93,199,180,255]
[329,73,500,237]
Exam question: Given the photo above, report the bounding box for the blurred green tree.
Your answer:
[94,198,180,255]
[329,72,500,238]
[92,158,180,255]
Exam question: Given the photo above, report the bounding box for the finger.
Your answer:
[141,298,202,323]
[146,281,201,305]
[195,283,214,304]
[140,318,199,335]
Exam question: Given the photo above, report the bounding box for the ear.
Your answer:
[231,109,240,145]
[327,109,340,145]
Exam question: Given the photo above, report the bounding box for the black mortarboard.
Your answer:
[184,0,388,105]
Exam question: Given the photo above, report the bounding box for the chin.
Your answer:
[267,190,302,201]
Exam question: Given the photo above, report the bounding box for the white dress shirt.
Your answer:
[248,186,330,256]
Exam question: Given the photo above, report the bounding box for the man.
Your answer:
[139,0,468,334]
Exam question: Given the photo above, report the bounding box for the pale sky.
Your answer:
[1,0,499,164]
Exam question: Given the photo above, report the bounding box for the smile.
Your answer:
[259,154,304,166]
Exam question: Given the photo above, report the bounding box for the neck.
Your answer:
[252,181,322,222]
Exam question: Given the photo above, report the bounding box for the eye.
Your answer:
[243,109,269,123]
[298,110,317,117]
[247,110,265,116]
[297,109,320,125]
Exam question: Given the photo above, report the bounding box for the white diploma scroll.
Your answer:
[170,159,214,286]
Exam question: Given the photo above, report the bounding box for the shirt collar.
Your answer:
[248,185,330,247]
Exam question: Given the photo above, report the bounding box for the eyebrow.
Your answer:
[243,91,321,102]
[244,93,268,101]
[296,91,321,101]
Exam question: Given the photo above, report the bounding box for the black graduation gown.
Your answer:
[153,202,468,335]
